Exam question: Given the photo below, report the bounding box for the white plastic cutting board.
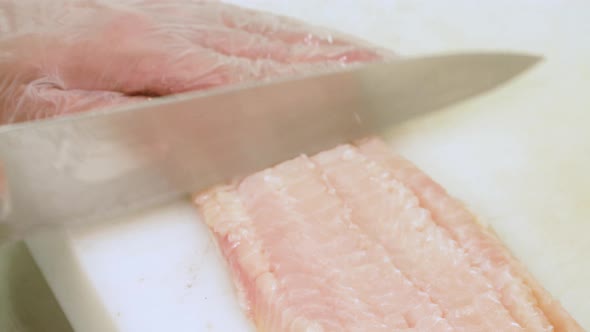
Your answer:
[26,1,590,331]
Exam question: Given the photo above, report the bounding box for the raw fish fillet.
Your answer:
[0,0,386,124]
[195,138,583,332]
[357,138,584,332]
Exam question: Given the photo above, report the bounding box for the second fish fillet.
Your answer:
[194,138,582,332]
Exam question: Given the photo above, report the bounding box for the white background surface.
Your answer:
[27,1,590,331]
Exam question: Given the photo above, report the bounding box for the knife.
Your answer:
[0,52,540,236]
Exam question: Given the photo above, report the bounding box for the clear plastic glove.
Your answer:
[0,0,388,124]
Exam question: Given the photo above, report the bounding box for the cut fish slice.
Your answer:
[197,156,452,331]
[194,137,582,332]
[313,145,529,331]
[356,138,584,332]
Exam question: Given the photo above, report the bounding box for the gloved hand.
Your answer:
[0,0,388,124]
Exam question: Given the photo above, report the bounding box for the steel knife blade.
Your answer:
[0,52,540,233]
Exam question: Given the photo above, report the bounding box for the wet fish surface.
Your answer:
[195,138,582,332]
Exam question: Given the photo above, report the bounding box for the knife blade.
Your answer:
[0,52,540,233]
